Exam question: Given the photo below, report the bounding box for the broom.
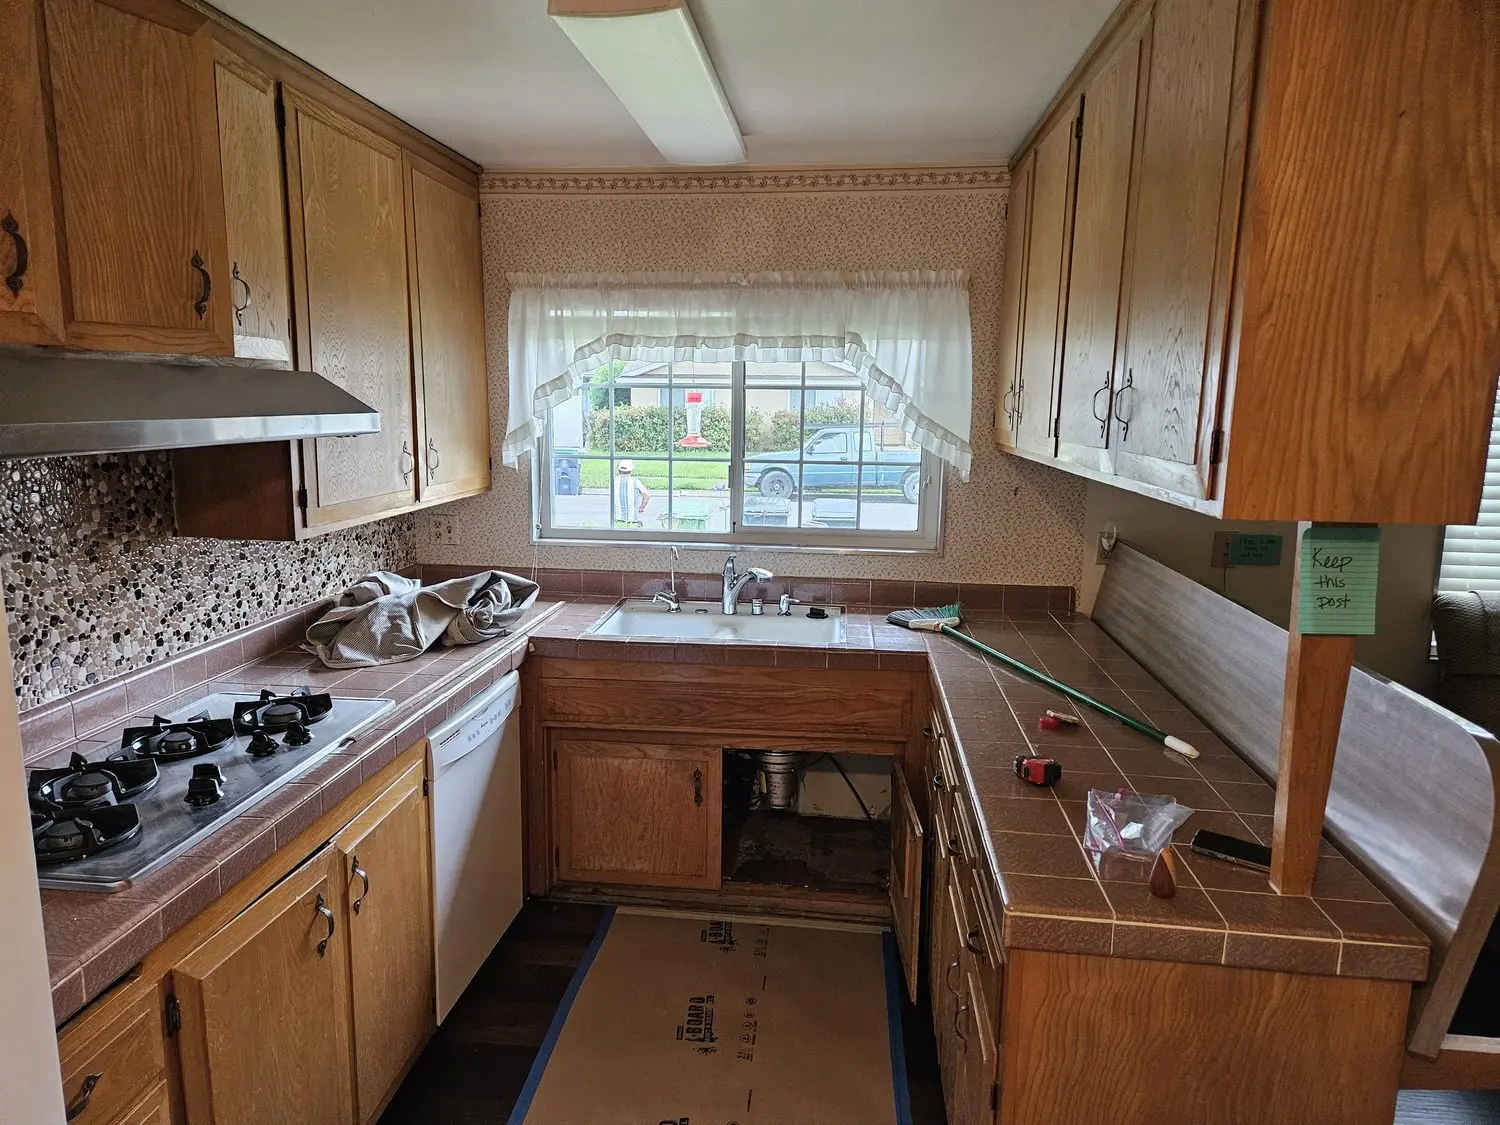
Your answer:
[888,604,1200,761]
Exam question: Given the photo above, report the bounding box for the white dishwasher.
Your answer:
[428,670,525,1023]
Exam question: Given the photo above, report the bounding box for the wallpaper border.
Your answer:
[478,166,1010,196]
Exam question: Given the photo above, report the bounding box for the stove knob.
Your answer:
[184,775,224,808]
[246,731,278,759]
[282,723,312,747]
[192,763,225,784]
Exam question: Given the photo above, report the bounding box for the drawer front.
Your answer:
[540,678,911,739]
[58,986,165,1125]
[964,863,1004,1027]
[117,1082,171,1125]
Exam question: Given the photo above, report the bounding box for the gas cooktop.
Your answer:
[29,689,393,892]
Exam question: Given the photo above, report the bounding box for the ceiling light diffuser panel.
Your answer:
[549,0,746,165]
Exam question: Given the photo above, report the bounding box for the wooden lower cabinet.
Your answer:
[889,764,924,1002]
[552,735,722,889]
[56,977,167,1125]
[116,1083,171,1125]
[333,761,435,1124]
[172,848,356,1125]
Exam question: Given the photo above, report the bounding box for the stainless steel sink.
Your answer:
[588,599,847,645]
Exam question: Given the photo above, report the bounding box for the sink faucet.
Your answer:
[652,590,682,613]
[721,554,773,615]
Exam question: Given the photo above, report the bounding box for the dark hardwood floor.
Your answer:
[381,899,1500,1125]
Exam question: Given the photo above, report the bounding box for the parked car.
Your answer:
[743,425,921,504]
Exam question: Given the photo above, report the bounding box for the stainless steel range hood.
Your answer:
[0,354,381,458]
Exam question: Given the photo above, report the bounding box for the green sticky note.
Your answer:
[1229,533,1283,567]
[1298,526,1380,635]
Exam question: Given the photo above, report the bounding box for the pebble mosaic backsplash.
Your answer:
[3,453,416,710]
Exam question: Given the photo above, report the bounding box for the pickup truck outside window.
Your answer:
[536,360,941,551]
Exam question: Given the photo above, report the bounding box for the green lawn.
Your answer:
[576,454,728,491]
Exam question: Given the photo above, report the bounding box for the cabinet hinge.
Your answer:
[422,776,430,797]
[274,90,286,134]
[554,845,560,870]
[1075,109,1085,141]
[1208,428,1224,465]
[165,993,181,1037]
[296,486,309,511]
[991,1083,1000,1112]
[551,748,557,770]
[1054,412,1061,439]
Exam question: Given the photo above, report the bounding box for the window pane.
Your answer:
[746,386,802,456]
[860,464,921,532]
[664,460,731,533]
[550,458,612,531]
[611,458,668,528]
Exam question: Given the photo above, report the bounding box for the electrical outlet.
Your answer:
[1211,530,1233,569]
[430,515,461,548]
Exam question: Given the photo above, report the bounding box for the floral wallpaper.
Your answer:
[3,454,414,709]
[416,167,1088,586]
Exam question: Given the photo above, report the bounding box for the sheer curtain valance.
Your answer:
[504,271,974,479]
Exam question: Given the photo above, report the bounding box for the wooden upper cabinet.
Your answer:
[0,0,64,346]
[214,45,293,365]
[332,762,434,1124]
[1054,19,1147,474]
[172,848,355,1125]
[994,150,1032,452]
[1013,101,1079,459]
[1112,0,1245,500]
[283,88,417,530]
[553,737,721,890]
[406,156,491,504]
[42,0,232,354]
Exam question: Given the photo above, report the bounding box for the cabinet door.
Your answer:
[333,761,434,1124]
[960,967,999,1125]
[215,46,292,365]
[938,863,971,1125]
[553,738,721,889]
[284,88,417,530]
[1013,103,1080,457]
[889,764,924,1003]
[995,150,1033,451]
[173,849,355,1125]
[1055,22,1147,473]
[116,1082,171,1125]
[42,0,232,353]
[1113,0,1244,497]
[407,156,491,504]
[0,0,63,345]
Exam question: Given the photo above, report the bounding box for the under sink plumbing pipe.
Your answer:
[754,750,805,810]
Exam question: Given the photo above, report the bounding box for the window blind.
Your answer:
[1438,388,1500,592]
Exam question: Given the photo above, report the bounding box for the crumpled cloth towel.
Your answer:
[303,570,540,669]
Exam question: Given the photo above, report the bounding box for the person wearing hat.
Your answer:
[614,459,652,527]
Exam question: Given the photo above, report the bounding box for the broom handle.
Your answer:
[940,625,1168,744]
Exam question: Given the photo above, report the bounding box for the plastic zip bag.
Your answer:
[1083,788,1193,859]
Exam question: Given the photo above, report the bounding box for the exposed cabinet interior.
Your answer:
[41,0,231,354]
[285,89,418,531]
[0,0,65,346]
[406,157,492,504]
[332,761,435,1124]
[172,848,355,1125]
[213,45,293,364]
[998,0,1499,524]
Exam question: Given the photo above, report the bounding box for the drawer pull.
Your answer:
[1115,369,1135,444]
[944,954,961,997]
[315,893,335,956]
[949,834,964,862]
[953,1000,970,1048]
[191,251,212,319]
[350,855,370,914]
[931,771,946,793]
[3,212,28,297]
[65,1073,101,1120]
[966,926,986,959]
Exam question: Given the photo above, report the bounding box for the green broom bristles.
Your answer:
[887,603,962,631]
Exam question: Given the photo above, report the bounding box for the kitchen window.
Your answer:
[537,359,942,549]
[505,272,974,552]
[1438,385,1500,592]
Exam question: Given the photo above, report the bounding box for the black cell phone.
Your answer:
[1190,829,1273,872]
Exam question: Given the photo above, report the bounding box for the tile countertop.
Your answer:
[531,599,1430,984]
[42,601,565,1027]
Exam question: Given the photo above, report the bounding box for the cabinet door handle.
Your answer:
[1091,372,1113,440]
[949,834,964,862]
[64,1073,101,1121]
[350,855,370,915]
[966,926,986,959]
[231,262,251,326]
[191,252,212,320]
[1002,381,1018,428]
[692,767,703,806]
[953,999,970,1048]
[1115,369,1134,444]
[427,437,441,478]
[931,771,946,793]
[314,893,335,956]
[400,441,415,484]
[2,212,28,297]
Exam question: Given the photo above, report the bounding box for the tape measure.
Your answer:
[1013,754,1062,787]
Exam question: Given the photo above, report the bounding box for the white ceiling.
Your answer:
[214,0,1119,170]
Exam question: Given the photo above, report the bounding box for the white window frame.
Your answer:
[532,361,944,553]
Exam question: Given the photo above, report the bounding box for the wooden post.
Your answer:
[1270,524,1361,896]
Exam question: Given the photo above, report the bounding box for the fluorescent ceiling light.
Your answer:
[549,0,745,166]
